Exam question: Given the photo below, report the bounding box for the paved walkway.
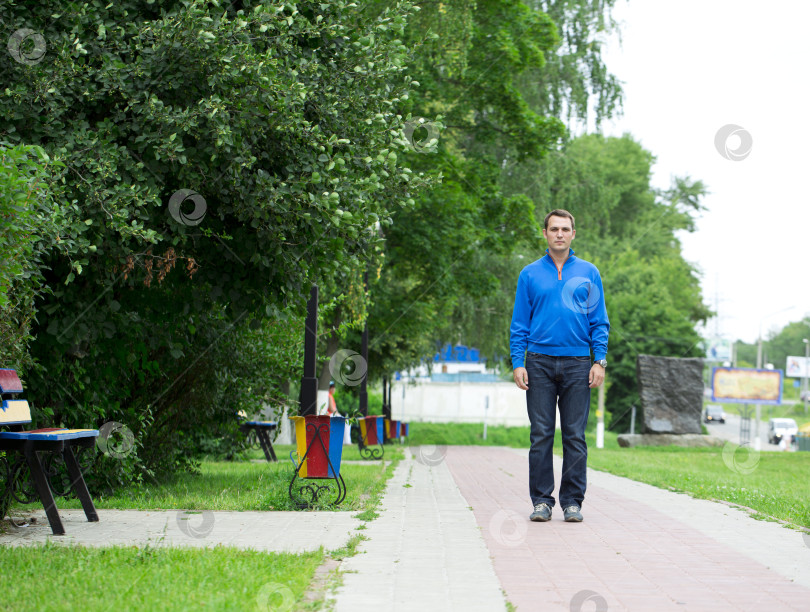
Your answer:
[446,447,810,611]
[331,448,505,611]
[1,509,361,552]
[3,446,809,611]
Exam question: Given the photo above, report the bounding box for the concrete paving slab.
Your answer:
[331,448,507,612]
[1,508,361,553]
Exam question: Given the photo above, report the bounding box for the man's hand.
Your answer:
[589,363,605,388]
[513,367,529,390]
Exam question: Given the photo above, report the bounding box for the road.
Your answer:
[704,411,780,451]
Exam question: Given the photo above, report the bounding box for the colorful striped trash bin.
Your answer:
[288,415,347,507]
[356,415,385,460]
[385,419,401,440]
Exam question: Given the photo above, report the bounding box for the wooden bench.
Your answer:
[0,369,99,535]
[237,410,278,462]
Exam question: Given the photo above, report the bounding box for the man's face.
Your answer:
[542,215,575,253]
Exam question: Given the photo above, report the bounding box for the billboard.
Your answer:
[785,356,810,378]
[711,367,782,404]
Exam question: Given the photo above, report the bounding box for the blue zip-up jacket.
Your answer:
[510,249,609,369]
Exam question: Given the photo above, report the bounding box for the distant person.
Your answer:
[327,381,339,416]
[779,433,793,452]
[510,209,610,523]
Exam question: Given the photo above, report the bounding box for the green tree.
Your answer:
[0,143,85,372]
[461,133,711,429]
[324,0,572,383]
[0,0,433,483]
[760,318,810,372]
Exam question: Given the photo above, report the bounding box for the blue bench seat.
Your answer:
[0,369,99,535]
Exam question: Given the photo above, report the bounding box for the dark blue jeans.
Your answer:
[525,352,592,509]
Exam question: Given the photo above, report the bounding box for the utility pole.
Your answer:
[802,338,810,414]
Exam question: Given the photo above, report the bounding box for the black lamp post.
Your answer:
[359,270,369,417]
[299,285,319,417]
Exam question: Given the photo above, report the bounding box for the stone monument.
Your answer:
[617,354,724,448]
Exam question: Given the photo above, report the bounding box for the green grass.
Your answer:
[41,443,402,514]
[401,421,810,528]
[0,542,323,612]
[403,421,530,447]
[2,443,404,611]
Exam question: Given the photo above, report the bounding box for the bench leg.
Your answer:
[256,429,278,462]
[63,446,98,522]
[23,446,65,536]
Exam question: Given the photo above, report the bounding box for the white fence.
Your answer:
[389,381,534,427]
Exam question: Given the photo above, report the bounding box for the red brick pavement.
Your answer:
[444,446,810,611]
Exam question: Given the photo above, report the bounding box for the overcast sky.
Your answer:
[600,0,810,347]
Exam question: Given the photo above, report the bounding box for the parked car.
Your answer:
[768,418,798,445]
[704,405,726,424]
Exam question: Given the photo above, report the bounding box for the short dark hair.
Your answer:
[544,209,575,230]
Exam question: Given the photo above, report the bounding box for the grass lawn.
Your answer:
[2,442,397,611]
[48,444,403,514]
[0,542,324,612]
[401,421,810,528]
[583,431,810,529]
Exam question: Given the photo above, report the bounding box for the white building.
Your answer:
[390,344,532,428]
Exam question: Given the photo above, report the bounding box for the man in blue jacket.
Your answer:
[510,209,609,523]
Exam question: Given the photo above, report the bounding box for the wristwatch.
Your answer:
[594,359,607,368]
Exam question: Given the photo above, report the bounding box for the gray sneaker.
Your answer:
[530,502,552,522]
[563,505,583,522]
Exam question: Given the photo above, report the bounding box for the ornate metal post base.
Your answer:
[358,441,384,460]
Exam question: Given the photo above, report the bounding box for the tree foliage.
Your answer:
[0,0,433,483]
[452,133,711,429]
[328,0,571,384]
